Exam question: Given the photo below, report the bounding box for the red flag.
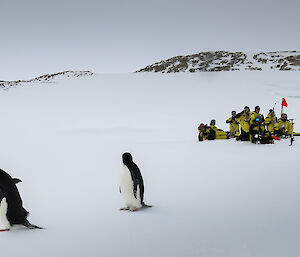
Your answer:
[282,98,288,107]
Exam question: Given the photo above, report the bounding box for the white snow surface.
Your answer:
[0,72,300,257]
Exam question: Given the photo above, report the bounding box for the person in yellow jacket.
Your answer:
[264,109,277,134]
[235,106,251,141]
[198,120,228,141]
[207,120,229,140]
[250,106,264,125]
[274,113,292,137]
[226,111,240,137]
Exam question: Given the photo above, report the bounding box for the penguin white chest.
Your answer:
[120,165,142,209]
[0,197,11,229]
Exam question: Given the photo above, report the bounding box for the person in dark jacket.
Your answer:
[249,116,265,143]
[198,123,214,141]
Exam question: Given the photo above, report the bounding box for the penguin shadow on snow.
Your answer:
[119,152,152,212]
[0,169,43,232]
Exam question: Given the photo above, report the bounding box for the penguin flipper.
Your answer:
[22,220,43,229]
[133,180,139,199]
[12,178,22,184]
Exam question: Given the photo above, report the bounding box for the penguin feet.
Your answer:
[129,208,139,212]
[120,207,130,211]
[120,207,140,212]
[0,229,10,232]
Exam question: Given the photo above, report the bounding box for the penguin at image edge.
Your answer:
[119,152,152,211]
[0,169,43,231]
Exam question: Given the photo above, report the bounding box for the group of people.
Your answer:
[198,105,293,144]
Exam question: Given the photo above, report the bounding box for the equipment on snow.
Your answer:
[290,119,295,146]
[252,133,274,144]
[272,135,280,140]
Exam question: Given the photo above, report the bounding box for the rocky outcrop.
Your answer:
[0,71,94,89]
[136,51,300,73]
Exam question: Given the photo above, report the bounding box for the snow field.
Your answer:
[0,72,299,257]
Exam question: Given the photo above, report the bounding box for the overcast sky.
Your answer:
[1,0,299,80]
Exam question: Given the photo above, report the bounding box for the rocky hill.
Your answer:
[136,51,300,73]
[0,70,94,89]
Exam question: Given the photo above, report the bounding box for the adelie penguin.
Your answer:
[120,152,152,211]
[0,169,43,231]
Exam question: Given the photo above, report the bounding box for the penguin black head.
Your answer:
[122,152,133,165]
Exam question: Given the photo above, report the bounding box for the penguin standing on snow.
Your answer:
[0,169,42,231]
[120,152,151,211]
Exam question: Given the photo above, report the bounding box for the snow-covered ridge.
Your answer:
[0,70,94,88]
[136,51,300,73]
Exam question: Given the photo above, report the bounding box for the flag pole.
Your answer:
[290,119,295,146]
